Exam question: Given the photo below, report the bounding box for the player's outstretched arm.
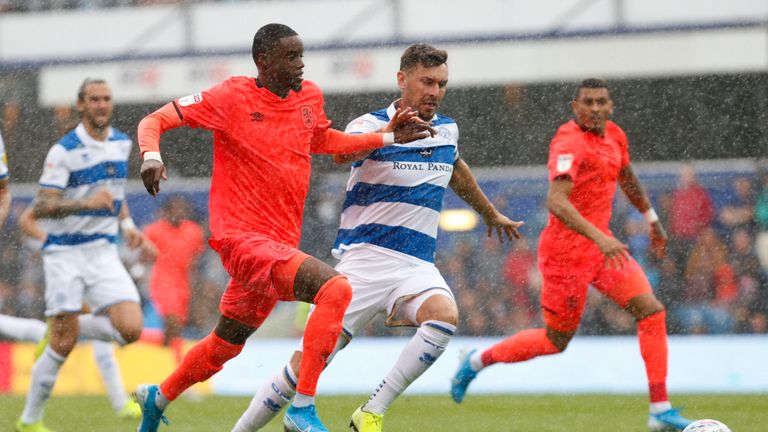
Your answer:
[34,188,114,219]
[449,158,523,241]
[548,177,629,269]
[618,164,667,257]
[313,107,435,156]
[138,103,183,196]
[0,178,10,229]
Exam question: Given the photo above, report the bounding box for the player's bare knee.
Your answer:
[626,294,665,321]
[118,325,142,344]
[545,327,573,352]
[49,333,77,356]
[422,306,458,326]
[416,293,458,326]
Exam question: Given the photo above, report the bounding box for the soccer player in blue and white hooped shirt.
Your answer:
[0,127,11,228]
[234,44,524,432]
[16,79,146,432]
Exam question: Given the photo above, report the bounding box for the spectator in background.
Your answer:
[718,176,756,236]
[676,227,735,334]
[728,228,767,334]
[501,237,539,329]
[143,195,205,366]
[752,172,768,272]
[667,165,714,273]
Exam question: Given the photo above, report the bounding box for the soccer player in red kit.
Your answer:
[133,23,434,432]
[451,79,694,431]
[143,195,205,364]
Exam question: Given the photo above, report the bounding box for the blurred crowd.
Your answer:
[2,164,768,339]
[433,165,768,337]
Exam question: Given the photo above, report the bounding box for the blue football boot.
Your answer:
[283,404,328,432]
[134,384,170,432]
[450,348,478,403]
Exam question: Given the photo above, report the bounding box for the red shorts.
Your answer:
[150,283,190,324]
[211,234,309,328]
[540,254,651,332]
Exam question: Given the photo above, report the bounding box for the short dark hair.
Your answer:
[574,78,610,100]
[77,78,107,102]
[252,23,298,63]
[400,44,448,71]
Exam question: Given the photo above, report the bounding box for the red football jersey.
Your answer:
[144,219,205,294]
[539,120,630,257]
[175,77,332,245]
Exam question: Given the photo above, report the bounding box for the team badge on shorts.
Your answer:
[556,153,574,173]
[270,243,291,253]
[300,105,314,129]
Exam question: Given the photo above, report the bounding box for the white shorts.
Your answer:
[335,248,454,336]
[43,242,140,317]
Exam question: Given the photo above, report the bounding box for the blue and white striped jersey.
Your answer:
[38,123,131,251]
[0,128,8,180]
[332,102,459,264]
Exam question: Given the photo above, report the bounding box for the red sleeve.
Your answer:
[311,128,385,155]
[174,80,231,132]
[137,102,185,157]
[547,128,583,182]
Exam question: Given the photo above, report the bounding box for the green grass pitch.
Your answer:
[1,394,765,431]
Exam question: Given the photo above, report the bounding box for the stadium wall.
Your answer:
[1,336,766,396]
[2,74,767,183]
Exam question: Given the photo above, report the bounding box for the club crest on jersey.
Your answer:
[419,148,433,158]
[556,154,574,173]
[300,105,314,129]
[178,92,203,107]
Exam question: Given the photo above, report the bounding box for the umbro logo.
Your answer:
[250,112,264,122]
[419,148,433,158]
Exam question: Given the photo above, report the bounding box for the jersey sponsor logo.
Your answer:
[300,105,314,129]
[556,153,574,173]
[178,92,203,107]
[392,161,453,172]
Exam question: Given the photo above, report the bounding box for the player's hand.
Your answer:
[139,238,158,263]
[122,227,144,250]
[384,106,437,144]
[84,188,115,212]
[140,159,168,196]
[649,221,667,259]
[484,211,524,242]
[596,235,630,270]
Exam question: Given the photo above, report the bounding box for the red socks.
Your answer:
[479,311,669,404]
[297,275,352,396]
[160,332,243,401]
[638,310,669,403]
[480,328,561,366]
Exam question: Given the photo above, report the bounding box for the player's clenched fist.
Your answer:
[140,159,167,196]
